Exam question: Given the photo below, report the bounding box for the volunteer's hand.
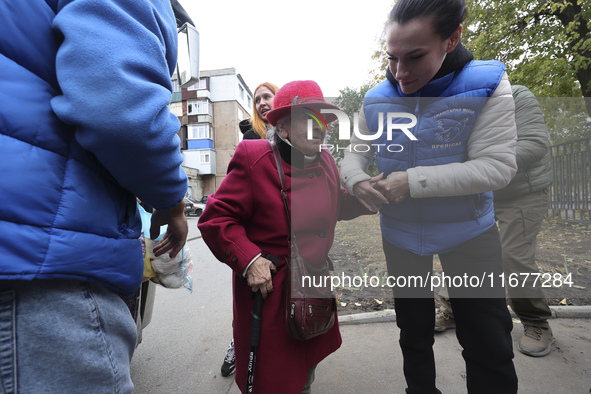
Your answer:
[352,173,389,211]
[374,171,410,204]
[151,200,188,258]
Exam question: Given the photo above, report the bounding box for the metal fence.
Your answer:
[547,137,591,223]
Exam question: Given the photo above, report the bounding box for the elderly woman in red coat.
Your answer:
[198,80,372,393]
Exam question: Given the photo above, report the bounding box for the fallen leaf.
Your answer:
[340,302,347,307]
[354,302,361,307]
[559,298,568,305]
[374,299,383,305]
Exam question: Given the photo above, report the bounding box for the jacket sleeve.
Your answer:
[512,85,550,171]
[339,107,374,193]
[407,72,518,198]
[51,0,187,211]
[325,154,373,220]
[197,143,263,275]
[338,187,375,220]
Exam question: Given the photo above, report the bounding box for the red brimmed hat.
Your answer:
[265,80,341,126]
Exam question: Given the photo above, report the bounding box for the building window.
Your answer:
[172,78,181,93]
[200,152,210,163]
[188,78,207,91]
[247,95,252,109]
[238,84,245,100]
[188,124,211,139]
[238,109,244,121]
[187,100,209,115]
[169,102,183,117]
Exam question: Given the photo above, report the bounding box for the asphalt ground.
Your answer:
[131,216,591,393]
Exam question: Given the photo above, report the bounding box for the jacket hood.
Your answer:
[239,119,253,134]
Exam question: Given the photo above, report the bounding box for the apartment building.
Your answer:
[170,68,253,199]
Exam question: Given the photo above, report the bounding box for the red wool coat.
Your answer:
[198,139,367,393]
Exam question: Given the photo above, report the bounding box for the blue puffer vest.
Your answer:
[364,60,506,255]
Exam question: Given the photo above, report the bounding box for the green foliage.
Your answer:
[463,0,591,142]
[537,97,591,144]
[367,0,591,143]
[464,1,589,96]
[327,84,380,176]
[369,31,388,86]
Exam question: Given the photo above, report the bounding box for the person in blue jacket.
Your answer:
[340,0,519,392]
[0,0,188,392]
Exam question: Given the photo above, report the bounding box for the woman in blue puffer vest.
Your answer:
[340,0,518,392]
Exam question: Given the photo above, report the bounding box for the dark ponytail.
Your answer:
[388,0,467,39]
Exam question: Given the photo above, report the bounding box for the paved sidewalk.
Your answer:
[220,312,591,394]
[312,312,591,394]
[132,229,591,393]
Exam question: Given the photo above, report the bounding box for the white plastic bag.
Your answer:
[145,238,193,292]
[137,203,193,292]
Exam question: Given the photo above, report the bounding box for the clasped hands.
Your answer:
[353,171,410,212]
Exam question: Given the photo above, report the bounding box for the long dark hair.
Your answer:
[388,0,467,39]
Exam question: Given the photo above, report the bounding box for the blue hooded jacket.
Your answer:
[0,0,188,295]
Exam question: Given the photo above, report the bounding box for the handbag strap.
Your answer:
[270,139,302,260]
[270,140,333,272]
[270,140,291,229]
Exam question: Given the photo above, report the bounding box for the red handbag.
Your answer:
[270,140,336,341]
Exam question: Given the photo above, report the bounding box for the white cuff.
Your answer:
[243,253,262,278]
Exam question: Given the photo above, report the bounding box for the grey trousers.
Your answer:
[301,366,316,394]
[440,189,552,328]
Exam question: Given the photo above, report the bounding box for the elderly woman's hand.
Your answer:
[352,173,389,212]
[246,256,277,299]
[374,171,410,204]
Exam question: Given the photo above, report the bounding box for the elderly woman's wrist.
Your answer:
[243,253,262,278]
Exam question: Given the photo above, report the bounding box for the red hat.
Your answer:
[265,80,341,126]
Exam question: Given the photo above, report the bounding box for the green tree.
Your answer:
[464,1,591,108]
[327,84,379,176]
[369,1,591,143]
[537,97,591,144]
[369,33,388,86]
[464,0,591,142]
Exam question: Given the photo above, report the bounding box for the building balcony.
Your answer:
[196,90,210,99]
[187,139,213,150]
[171,92,182,102]
[182,148,216,175]
[184,114,213,125]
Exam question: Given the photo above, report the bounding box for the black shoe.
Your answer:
[221,339,235,377]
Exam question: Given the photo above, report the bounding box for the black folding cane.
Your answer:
[246,290,263,393]
[245,255,281,393]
